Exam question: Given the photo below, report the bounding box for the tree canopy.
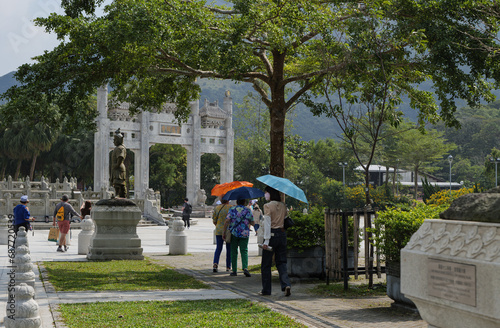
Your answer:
[2,0,500,180]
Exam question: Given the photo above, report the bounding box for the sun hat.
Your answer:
[20,195,29,203]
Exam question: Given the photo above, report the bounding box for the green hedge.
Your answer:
[286,207,325,250]
[371,204,447,263]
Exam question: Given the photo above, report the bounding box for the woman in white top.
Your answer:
[260,186,291,296]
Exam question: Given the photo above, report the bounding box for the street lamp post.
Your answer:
[448,155,453,194]
[338,162,348,186]
[490,157,500,187]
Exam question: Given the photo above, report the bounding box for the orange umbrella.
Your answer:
[211,181,253,196]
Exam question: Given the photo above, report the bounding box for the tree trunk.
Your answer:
[414,166,419,200]
[268,51,287,178]
[392,165,397,195]
[30,153,38,181]
[14,160,22,180]
[365,168,371,205]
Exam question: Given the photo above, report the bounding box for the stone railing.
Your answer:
[0,176,163,223]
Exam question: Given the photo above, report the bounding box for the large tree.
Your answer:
[2,0,500,179]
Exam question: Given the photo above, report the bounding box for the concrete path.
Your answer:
[0,218,426,328]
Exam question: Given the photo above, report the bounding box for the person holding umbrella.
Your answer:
[222,196,255,277]
[260,186,292,296]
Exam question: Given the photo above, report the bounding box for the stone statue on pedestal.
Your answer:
[111,128,127,198]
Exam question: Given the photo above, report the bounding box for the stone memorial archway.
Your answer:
[94,85,234,205]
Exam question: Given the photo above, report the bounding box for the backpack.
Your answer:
[56,206,65,221]
[186,203,192,214]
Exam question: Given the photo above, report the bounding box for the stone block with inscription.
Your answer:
[87,199,144,260]
[401,219,500,328]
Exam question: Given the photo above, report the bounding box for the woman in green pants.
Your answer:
[223,198,254,277]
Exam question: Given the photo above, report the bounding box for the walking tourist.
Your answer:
[80,201,92,219]
[13,195,34,235]
[212,199,231,272]
[252,203,262,236]
[53,195,82,252]
[182,198,192,228]
[260,186,292,296]
[223,198,254,277]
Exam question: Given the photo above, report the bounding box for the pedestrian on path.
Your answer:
[182,198,192,228]
[212,199,231,272]
[53,194,82,252]
[223,198,254,277]
[260,186,292,296]
[13,195,35,235]
[252,204,262,236]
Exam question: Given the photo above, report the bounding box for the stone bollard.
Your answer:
[169,219,187,255]
[78,216,94,255]
[14,245,36,289]
[165,219,173,245]
[15,227,29,250]
[4,283,41,328]
[0,215,9,245]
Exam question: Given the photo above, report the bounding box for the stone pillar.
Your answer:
[0,215,9,245]
[222,91,234,183]
[4,283,41,328]
[94,84,111,192]
[165,219,173,245]
[14,245,35,289]
[169,219,187,255]
[186,100,201,203]
[87,199,144,260]
[78,216,94,255]
[15,227,29,250]
[135,112,151,199]
[6,192,13,219]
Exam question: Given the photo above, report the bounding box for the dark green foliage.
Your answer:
[421,176,441,204]
[287,207,325,250]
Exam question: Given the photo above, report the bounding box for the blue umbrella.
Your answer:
[256,174,308,203]
[222,186,265,201]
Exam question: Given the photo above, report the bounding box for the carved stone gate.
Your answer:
[94,86,235,205]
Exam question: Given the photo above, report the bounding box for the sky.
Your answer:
[0,0,67,77]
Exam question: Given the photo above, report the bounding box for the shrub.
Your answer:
[287,206,325,250]
[371,204,447,263]
[426,187,474,207]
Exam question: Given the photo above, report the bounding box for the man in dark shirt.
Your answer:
[182,198,192,229]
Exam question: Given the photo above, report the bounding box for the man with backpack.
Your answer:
[53,194,82,252]
[182,198,192,229]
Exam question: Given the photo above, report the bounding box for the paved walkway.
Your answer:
[0,219,426,327]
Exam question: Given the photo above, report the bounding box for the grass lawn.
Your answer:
[310,281,387,298]
[42,259,208,291]
[58,299,306,328]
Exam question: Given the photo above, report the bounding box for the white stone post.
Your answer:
[0,215,9,245]
[165,219,173,245]
[78,216,94,255]
[222,91,234,183]
[94,84,111,192]
[186,100,201,203]
[13,245,35,289]
[15,227,29,250]
[169,219,187,255]
[4,283,41,328]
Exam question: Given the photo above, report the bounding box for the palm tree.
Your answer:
[26,122,58,180]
